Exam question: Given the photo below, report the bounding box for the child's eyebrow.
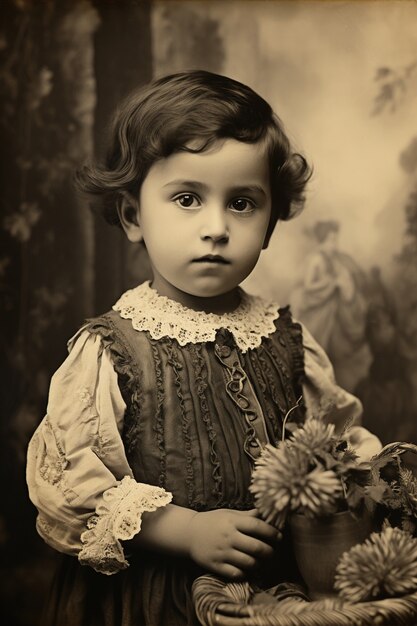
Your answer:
[229,185,268,198]
[163,180,204,190]
[163,180,267,197]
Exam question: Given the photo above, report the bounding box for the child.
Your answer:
[26,70,380,626]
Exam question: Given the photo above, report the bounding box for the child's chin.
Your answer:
[187,285,238,299]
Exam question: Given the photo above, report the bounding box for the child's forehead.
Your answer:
[145,139,271,190]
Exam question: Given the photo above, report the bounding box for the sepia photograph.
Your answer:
[1,0,417,624]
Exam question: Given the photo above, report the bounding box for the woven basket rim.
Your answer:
[192,574,417,626]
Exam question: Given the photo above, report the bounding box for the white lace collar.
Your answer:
[112,281,279,352]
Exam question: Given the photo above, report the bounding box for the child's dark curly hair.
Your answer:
[75,70,312,239]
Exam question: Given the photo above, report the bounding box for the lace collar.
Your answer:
[112,281,279,352]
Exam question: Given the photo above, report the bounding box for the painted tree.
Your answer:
[370,60,417,438]
[372,60,417,312]
[0,1,152,623]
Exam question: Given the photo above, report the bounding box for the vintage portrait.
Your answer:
[1,1,417,624]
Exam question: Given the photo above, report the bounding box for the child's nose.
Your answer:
[200,207,229,244]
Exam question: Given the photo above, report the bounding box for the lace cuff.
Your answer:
[78,476,172,575]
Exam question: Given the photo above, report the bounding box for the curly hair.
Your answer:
[75,70,312,238]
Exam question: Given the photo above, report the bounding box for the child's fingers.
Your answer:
[225,549,257,570]
[215,563,245,580]
[235,508,258,517]
[233,533,274,559]
[236,515,279,541]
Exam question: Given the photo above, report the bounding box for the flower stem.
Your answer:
[281,396,303,442]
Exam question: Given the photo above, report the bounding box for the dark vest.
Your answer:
[85,306,305,512]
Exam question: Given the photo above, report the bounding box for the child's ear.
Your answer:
[118,192,143,243]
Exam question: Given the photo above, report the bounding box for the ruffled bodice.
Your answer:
[84,302,305,512]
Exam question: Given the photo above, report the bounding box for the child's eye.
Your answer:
[229,198,255,213]
[173,194,200,209]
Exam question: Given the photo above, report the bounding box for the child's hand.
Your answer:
[187,508,279,579]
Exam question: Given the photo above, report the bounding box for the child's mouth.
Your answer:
[193,255,230,265]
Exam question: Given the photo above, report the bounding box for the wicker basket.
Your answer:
[193,574,417,626]
[193,442,417,625]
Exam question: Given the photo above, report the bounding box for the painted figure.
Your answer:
[291,220,370,390]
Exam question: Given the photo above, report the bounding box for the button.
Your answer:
[219,345,231,358]
[228,380,242,393]
[238,397,250,410]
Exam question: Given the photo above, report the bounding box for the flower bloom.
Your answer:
[290,417,335,457]
[250,444,342,528]
[335,525,417,602]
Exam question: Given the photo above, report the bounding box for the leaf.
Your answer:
[365,481,389,504]
[370,452,397,471]
[318,451,339,470]
[363,496,377,515]
[340,448,359,464]
[346,483,366,509]
[369,453,400,483]
[342,465,372,486]
[382,485,404,510]
[402,517,417,534]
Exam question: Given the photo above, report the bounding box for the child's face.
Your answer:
[124,138,272,308]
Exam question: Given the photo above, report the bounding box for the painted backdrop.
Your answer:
[151,0,417,444]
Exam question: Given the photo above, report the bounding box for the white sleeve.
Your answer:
[26,330,172,575]
[301,323,381,460]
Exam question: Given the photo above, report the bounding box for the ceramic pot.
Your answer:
[290,510,373,600]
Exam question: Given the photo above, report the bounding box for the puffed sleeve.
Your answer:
[26,330,172,575]
[301,323,382,459]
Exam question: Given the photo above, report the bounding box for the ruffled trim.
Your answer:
[277,306,305,384]
[112,281,279,353]
[78,476,172,575]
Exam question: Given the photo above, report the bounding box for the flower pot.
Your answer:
[290,510,373,600]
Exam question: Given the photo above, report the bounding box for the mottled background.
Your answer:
[1,0,416,623]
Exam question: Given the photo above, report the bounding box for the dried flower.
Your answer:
[251,420,417,537]
[400,468,417,513]
[335,525,417,602]
[250,444,343,528]
[290,418,335,457]
[368,443,417,531]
